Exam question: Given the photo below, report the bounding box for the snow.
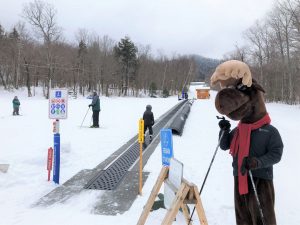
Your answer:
[0,88,299,225]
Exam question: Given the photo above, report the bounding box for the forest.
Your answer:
[1,0,300,104]
[0,0,199,99]
[226,0,300,104]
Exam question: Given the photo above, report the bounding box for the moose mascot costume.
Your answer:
[211,60,283,225]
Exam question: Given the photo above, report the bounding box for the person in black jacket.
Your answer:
[143,105,154,142]
[211,60,283,225]
[219,119,283,225]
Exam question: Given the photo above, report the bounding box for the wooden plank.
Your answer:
[137,167,169,225]
[161,183,190,225]
[193,186,208,225]
[181,203,192,225]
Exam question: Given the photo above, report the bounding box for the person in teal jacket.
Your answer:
[88,91,100,128]
[12,96,20,115]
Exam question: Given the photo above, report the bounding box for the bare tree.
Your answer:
[22,0,62,98]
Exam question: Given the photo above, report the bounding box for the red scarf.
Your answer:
[230,113,271,195]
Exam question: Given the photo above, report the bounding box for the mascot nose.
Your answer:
[215,88,250,115]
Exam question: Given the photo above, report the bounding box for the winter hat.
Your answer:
[146,105,152,110]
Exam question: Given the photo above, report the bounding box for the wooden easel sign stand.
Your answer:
[137,166,208,225]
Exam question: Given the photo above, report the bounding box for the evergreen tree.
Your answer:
[114,36,138,96]
[9,27,19,40]
[0,24,4,39]
[77,39,88,95]
[149,82,157,97]
[78,40,87,58]
[162,88,169,98]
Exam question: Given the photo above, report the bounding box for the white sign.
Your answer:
[164,181,176,210]
[169,158,183,189]
[164,158,184,210]
[49,89,68,119]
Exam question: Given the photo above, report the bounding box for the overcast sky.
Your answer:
[0,0,275,59]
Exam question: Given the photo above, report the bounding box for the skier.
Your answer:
[88,91,100,128]
[143,105,154,142]
[12,96,20,116]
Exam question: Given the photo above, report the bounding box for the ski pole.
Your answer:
[249,170,266,225]
[80,107,90,128]
[188,117,225,225]
[199,129,224,194]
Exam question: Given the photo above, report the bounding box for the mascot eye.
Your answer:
[236,83,248,92]
[236,83,253,95]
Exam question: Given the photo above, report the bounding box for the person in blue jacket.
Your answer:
[12,96,20,116]
[88,91,100,128]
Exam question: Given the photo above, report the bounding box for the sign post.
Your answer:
[160,129,173,166]
[49,89,68,184]
[138,118,144,195]
[53,129,60,184]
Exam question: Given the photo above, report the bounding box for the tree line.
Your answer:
[226,0,300,104]
[0,0,198,98]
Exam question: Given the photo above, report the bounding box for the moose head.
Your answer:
[211,60,267,123]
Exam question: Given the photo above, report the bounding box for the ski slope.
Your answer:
[0,88,299,225]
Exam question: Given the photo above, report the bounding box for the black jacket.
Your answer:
[143,109,154,126]
[220,124,283,180]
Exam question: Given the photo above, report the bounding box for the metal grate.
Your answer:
[85,100,187,190]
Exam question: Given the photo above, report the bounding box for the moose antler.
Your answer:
[210,60,252,87]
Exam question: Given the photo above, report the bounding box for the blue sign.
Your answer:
[160,129,173,166]
[55,91,62,98]
[53,133,60,184]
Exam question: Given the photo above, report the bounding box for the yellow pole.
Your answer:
[139,142,143,195]
[138,119,144,195]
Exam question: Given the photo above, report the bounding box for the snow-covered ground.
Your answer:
[0,88,299,225]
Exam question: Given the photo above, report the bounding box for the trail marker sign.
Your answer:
[49,89,68,119]
[160,129,173,166]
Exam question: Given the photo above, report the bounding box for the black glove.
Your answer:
[240,157,259,176]
[218,119,231,130]
[88,104,92,107]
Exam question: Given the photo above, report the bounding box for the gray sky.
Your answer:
[0,0,275,59]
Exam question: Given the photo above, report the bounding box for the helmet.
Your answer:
[146,105,152,110]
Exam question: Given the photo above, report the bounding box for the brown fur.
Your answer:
[211,61,278,224]
[234,177,276,225]
[215,78,267,123]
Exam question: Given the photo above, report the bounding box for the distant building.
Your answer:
[189,81,206,86]
[189,82,210,99]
